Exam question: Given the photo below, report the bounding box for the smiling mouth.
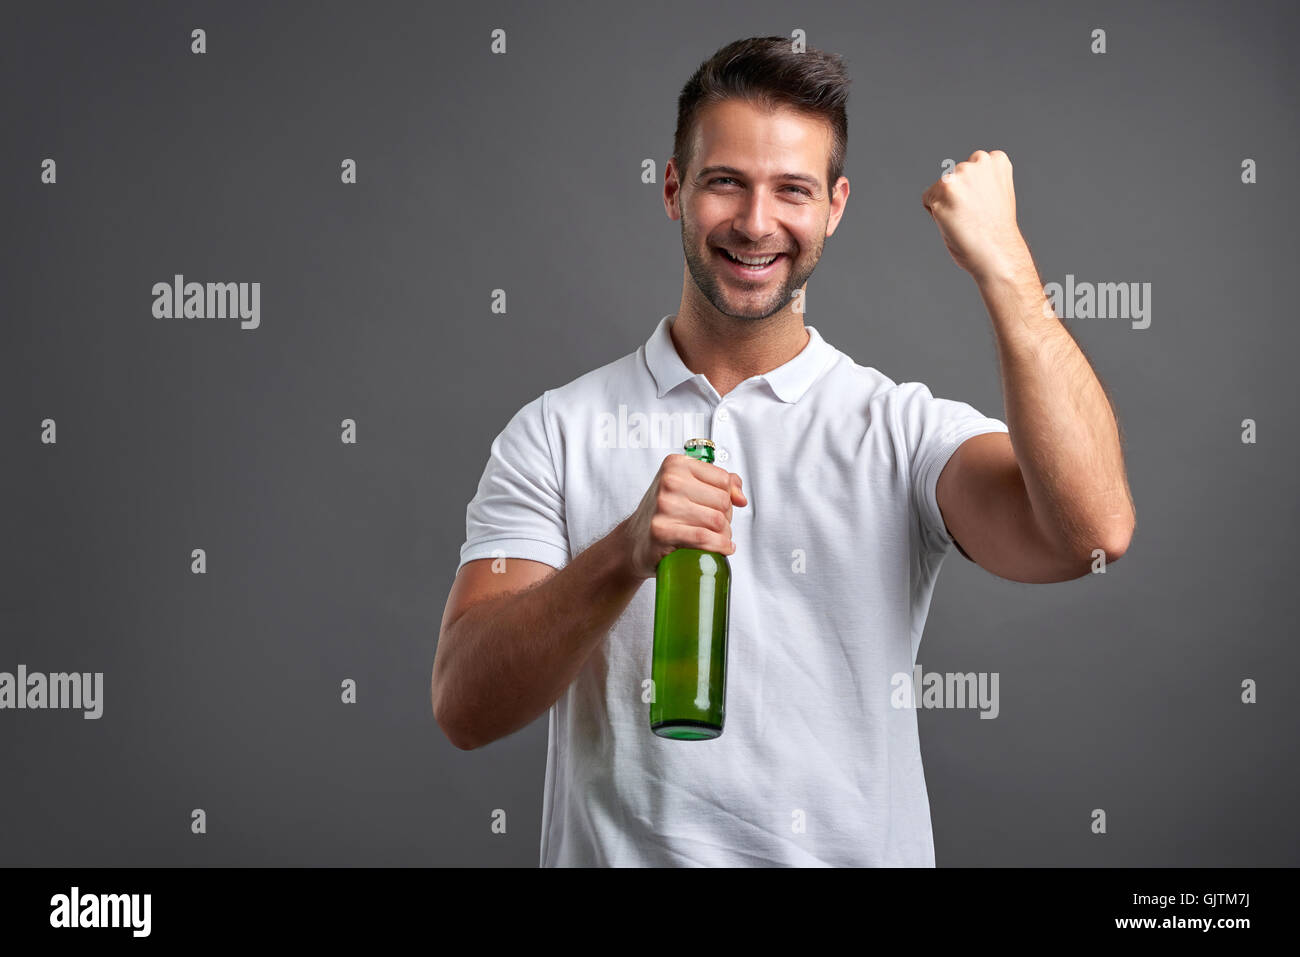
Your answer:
[714,246,788,275]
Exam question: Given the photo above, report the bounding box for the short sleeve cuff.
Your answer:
[457,538,571,574]
[915,421,1010,549]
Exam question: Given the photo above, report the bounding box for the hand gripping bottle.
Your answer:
[649,438,731,739]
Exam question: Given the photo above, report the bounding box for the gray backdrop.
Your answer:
[2,0,1296,866]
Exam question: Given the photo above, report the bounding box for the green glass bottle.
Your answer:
[649,438,731,740]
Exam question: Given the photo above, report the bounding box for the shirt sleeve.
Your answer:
[894,381,1010,555]
[457,391,571,573]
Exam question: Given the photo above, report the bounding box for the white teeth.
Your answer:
[725,250,778,266]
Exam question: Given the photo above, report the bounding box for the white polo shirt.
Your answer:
[457,313,1009,866]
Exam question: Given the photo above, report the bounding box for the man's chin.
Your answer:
[710,294,788,321]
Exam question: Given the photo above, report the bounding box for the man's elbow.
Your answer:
[442,722,481,752]
[433,696,481,751]
[1029,512,1133,581]
[1060,507,1134,568]
[1099,510,1136,563]
[1100,533,1131,563]
[432,670,481,751]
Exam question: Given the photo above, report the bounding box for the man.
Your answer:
[432,36,1135,866]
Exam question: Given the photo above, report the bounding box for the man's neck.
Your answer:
[668,307,811,398]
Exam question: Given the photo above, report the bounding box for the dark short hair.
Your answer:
[673,36,851,195]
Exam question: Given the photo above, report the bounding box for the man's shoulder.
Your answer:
[823,348,949,409]
[520,341,649,421]
[814,356,973,435]
[819,351,905,405]
[550,350,645,401]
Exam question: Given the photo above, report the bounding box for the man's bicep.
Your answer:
[936,432,1081,583]
[442,556,558,634]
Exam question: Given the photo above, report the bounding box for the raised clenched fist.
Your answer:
[922,149,1034,282]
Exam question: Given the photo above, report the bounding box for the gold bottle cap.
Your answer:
[685,438,715,449]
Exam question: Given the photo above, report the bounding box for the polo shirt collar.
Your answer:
[644,314,836,404]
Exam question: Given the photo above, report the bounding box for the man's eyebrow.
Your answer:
[694,165,821,189]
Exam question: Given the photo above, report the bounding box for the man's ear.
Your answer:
[663,159,684,219]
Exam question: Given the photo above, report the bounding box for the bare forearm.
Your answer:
[435,520,644,750]
[976,258,1136,558]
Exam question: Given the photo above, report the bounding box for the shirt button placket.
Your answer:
[713,404,732,464]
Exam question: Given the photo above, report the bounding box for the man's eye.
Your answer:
[709,177,809,196]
